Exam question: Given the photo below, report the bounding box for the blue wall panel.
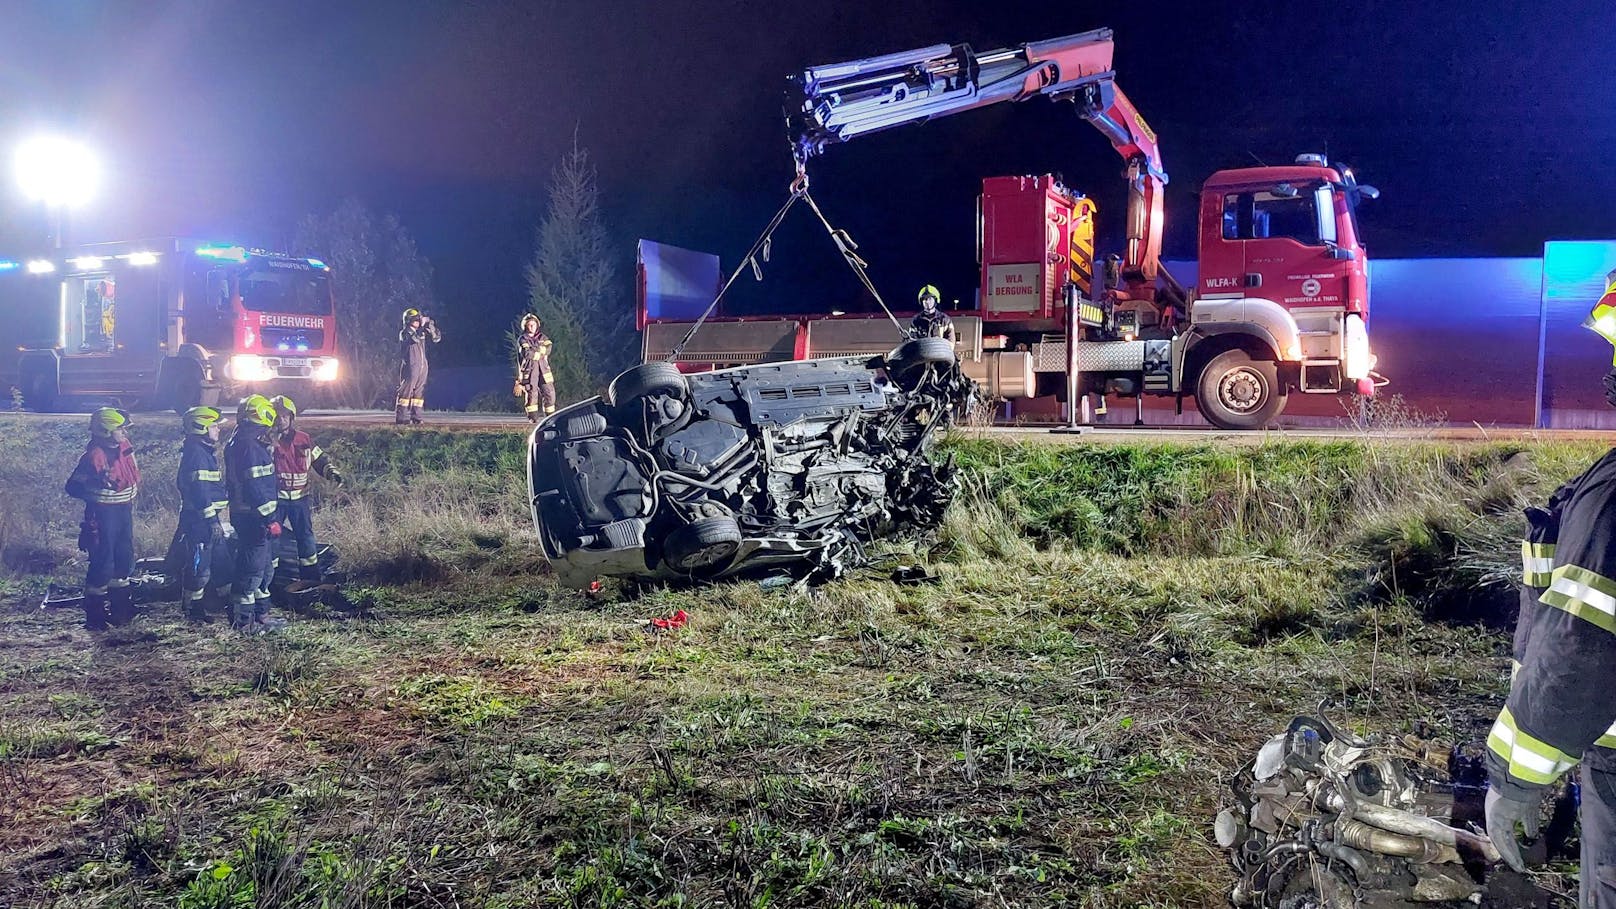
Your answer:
[1539,241,1616,428]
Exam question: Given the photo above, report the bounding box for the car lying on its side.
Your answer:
[527,338,974,588]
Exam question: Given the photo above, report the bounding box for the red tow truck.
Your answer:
[640,28,1379,428]
[0,238,339,412]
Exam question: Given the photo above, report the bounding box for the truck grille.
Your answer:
[262,327,327,352]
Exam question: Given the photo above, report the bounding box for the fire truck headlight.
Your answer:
[25,259,55,274]
[313,359,340,382]
[1344,314,1371,380]
[228,354,275,383]
[126,251,159,266]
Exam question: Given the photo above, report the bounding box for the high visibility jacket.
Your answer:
[518,330,554,385]
[399,321,441,377]
[177,435,227,519]
[272,429,335,501]
[65,439,140,506]
[1488,449,1616,801]
[224,427,280,528]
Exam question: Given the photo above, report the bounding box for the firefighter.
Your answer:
[269,395,342,586]
[395,308,441,425]
[514,313,556,423]
[225,394,284,632]
[174,406,232,623]
[911,285,956,343]
[1486,269,1616,905]
[64,408,141,630]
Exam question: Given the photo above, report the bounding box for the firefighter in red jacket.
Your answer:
[269,395,342,585]
[1487,268,1616,905]
[514,313,556,423]
[64,408,140,630]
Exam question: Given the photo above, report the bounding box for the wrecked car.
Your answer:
[526,338,974,588]
[1218,715,1566,909]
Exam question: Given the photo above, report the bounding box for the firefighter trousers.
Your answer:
[1582,748,1616,907]
[279,498,320,582]
[396,364,428,423]
[524,379,556,421]
[173,512,225,617]
[84,503,134,627]
[230,513,273,627]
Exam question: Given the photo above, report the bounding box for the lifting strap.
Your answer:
[666,170,906,362]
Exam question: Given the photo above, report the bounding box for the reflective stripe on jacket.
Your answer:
[224,428,280,524]
[273,429,334,500]
[65,440,140,506]
[1488,448,1616,800]
[177,435,228,519]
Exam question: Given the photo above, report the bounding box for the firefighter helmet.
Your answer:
[401,308,422,326]
[270,394,297,419]
[521,313,540,329]
[918,284,940,304]
[240,394,277,427]
[1584,268,1616,364]
[90,407,130,437]
[183,405,222,435]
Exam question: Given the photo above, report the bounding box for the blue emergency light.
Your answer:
[0,260,18,272]
[196,245,249,263]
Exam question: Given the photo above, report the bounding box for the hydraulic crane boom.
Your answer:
[787,27,1172,304]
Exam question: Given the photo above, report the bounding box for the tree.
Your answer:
[526,140,632,402]
[295,200,436,409]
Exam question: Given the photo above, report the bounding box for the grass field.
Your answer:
[0,417,1600,907]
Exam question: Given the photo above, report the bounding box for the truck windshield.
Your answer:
[239,267,332,315]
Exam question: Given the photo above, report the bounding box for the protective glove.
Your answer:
[268,521,282,539]
[513,382,525,397]
[217,516,237,540]
[1485,784,1543,872]
[326,467,344,487]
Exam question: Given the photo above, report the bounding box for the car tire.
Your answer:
[1195,349,1287,430]
[888,337,956,373]
[609,362,688,408]
[662,515,742,574]
[557,412,609,440]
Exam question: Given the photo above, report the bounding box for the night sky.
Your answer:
[3,0,1614,364]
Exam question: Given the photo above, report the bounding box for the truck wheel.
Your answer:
[608,362,688,408]
[20,368,57,412]
[170,363,204,414]
[1195,349,1286,430]
[662,515,742,575]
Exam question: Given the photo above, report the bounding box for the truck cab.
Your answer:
[1187,155,1376,414]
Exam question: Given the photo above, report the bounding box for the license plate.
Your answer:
[282,357,309,367]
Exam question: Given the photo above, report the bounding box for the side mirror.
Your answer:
[1271,183,1299,198]
[1357,184,1380,201]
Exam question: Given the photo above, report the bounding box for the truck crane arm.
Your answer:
[787,27,1175,305]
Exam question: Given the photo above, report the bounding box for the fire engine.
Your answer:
[0,238,339,412]
[639,28,1379,429]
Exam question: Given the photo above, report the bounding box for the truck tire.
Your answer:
[662,515,742,575]
[169,362,205,414]
[608,362,688,408]
[1195,349,1286,430]
[20,367,58,412]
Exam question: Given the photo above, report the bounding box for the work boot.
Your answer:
[184,596,214,624]
[394,404,409,425]
[83,594,111,632]
[108,588,137,626]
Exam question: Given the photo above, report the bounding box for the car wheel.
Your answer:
[1195,349,1287,429]
[609,362,688,408]
[662,516,742,574]
[888,337,955,372]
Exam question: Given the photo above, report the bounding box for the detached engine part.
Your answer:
[1218,716,1501,908]
[527,340,975,588]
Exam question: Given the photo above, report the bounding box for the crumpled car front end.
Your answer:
[527,339,973,588]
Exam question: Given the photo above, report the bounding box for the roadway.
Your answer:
[6,408,1614,444]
